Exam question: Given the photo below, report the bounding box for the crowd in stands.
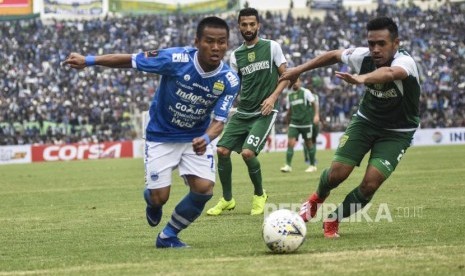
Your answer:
[1,1,464,145]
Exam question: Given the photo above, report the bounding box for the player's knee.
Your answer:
[288,140,297,147]
[149,190,169,206]
[241,149,255,160]
[217,146,230,157]
[191,181,214,195]
[327,163,353,187]
[359,166,386,197]
[369,158,392,179]
[304,140,313,149]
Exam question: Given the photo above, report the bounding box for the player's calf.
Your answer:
[144,189,162,227]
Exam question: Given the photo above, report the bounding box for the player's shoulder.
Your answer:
[392,49,418,75]
[160,46,196,57]
[267,38,281,47]
[302,87,312,94]
[394,49,415,61]
[341,47,370,64]
[342,47,370,58]
[167,46,195,52]
[232,43,247,53]
[256,38,281,48]
[219,64,240,88]
[221,62,238,75]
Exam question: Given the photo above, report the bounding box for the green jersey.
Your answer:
[341,47,420,130]
[287,87,316,127]
[230,38,287,118]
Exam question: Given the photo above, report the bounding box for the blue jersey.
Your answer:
[132,47,240,143]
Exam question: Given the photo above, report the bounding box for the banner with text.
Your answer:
[0,145,31,165]
[0,0,32,15]
[109,0,238,14]
[0,128,464,165]
[31,141,133,162]
[43,0,103,15]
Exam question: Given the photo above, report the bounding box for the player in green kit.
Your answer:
[303,91,320,169]
[279,17,421,238]
[306,91,320,168]
[207,7,288,216]
[280,77,320,173]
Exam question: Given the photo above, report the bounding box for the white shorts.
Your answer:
[144,141,216,189]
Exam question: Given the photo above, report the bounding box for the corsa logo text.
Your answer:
[32,142,134,162]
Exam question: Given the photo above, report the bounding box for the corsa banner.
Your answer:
[31,141,134,162]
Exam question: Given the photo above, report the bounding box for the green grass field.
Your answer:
[1,145,464,275]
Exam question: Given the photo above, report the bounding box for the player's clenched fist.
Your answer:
[63,53,86,69]
[192,136,208,156]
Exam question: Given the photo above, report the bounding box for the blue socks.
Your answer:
[161,191,212,238]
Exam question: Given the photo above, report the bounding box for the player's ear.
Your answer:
[393,37,400,49]
[194,37,199,48]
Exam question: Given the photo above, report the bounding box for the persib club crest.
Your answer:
[248,52,255,62]
[213,81,225,95]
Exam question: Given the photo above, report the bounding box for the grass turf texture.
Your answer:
[0,145,464,275]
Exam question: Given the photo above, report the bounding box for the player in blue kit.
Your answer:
[63,16,240,248]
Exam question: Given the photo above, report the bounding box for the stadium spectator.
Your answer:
[63,16,240,248]
[279,16,422,239]
[206,8,288,216]
[0,1,464,145]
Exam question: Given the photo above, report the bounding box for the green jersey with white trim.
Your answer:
[287,87,316,127]
[230,38,287,118]
[341,47,420,130]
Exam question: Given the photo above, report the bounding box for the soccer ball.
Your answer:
[262,209,307,253]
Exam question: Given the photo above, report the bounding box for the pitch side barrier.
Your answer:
[1,128,465,165]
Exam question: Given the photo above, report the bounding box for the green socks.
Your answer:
[316,168,332,198]
[303,144,316,165]
[286,147,294,166]
[218,155,264,198]
[309,145,316,165]
[217,155,233,201]
[244,157,263,196]
[329,186,372,221]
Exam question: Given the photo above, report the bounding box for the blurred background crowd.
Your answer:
[1,1,464,145]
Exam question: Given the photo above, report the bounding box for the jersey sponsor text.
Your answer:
[239,60,270,76]
[176,89,214,106]
[366,87,398,98]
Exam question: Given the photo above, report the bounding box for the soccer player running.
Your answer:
[279,17,421,238]
[280,77,320,173]
[63,17,240,248]
[207,7,288,216]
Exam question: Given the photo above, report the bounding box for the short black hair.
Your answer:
[367,16,398,40]
[197,16,230,40]
[238,7,259,24]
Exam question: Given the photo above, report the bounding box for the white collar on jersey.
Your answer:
[194,51,224,77]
